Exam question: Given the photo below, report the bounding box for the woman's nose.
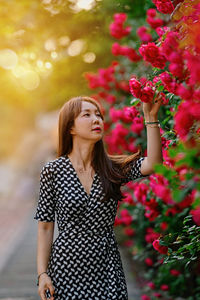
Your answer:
[93,116,99,123]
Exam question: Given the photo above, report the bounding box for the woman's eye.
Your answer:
[84,113,90,116]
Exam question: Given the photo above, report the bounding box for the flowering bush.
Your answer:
[85,0,200,298]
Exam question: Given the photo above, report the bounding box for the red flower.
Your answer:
[153,292,162,298]
[160,222,168,231]
[190,207,200,226]
[139,42,167,69]
[141,86,155,103]
[124,227,135,236]
[123,239,134,247]
[141,295,151,300]
[161,284,169,291]
[145,228,160,244]
[145,257,154,266]
[146,9,163,29]
[110,13,131,39]
[169,63,184,78]
[111,43,141,62]
[147,281,156,289]
[120,209,133,226]
[139,42,159,61]
[129,77,142,98]
[170,269,181,276]
[137,26,152,43]
[145,208,160,222]
[153,0,174,14]
[152,239,168,254]
[134,183,149,204]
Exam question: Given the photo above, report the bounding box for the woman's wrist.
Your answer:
[144,115,158,122]
[37,271,48,286]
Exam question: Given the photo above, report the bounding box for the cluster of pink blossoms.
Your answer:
[85,65,116,90]
[109,13,131,39]
[139,42,167,69]
[152,0,174,14]
[146,8,164,28]
[111,42,141,62]
[137,26,153,43]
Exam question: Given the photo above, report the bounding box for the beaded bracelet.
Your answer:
[145,121,160,128]
[145,123,160,128]
[145,121,159,124]
[37,271,47,286]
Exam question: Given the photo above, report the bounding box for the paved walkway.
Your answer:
[0,207,142,300]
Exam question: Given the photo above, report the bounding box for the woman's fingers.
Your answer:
[39,289,47,300]
[49,284,55,299]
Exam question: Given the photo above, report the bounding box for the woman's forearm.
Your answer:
[144,114,163,170]
[146,125,163,165]
[37,223,54,275]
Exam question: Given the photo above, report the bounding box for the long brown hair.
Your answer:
[57,96,142,202]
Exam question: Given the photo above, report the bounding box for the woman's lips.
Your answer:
[92,128,101,132]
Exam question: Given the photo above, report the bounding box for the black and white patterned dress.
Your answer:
[34,155,145,300]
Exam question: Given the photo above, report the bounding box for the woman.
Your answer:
[34,95,162,300]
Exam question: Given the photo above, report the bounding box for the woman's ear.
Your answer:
[70,126,75,135]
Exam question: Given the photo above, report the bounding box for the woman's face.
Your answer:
[70,101,104,142]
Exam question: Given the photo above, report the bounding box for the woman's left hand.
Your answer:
[142,93,162,121]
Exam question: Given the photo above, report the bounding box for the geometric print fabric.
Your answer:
[34,155,145,300]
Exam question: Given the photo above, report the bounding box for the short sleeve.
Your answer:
[121,157,148,184]
[34,162,55,222]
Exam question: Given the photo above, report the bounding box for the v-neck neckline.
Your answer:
[66,155,97,198]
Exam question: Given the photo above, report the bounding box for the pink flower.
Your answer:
[123,239,134,247]
[141,86,155,103]
[147,9,157,18]
[152,239,168,254]
[139,42,159,61]
[156,26,169,37]
[169,63,184,78]
[161,284,169,291]
[122,192,135,205]
[153,292,162,298]
[153,0,174,14]
[137,26,152,43]
[147,16,164,29]
[131,117,144,134]
[120,209,133,226]
[141,295,151,300]
[146,9,164,29]
[145,208,160,222]
[110,13,131,39]
[190,207,200,226]
[177,190,196,210]
[176,84,193,101]
[174,101,200,141]
[145,257,154,266]
[139,43,167,69]
[124,227,135,236]
[129,77,142,98]
[160,222,168,231]
[123,106,138,122]
[145,228,160,244]
[134,183,149,204]
[170,269,181,276]
[109,107,123,122]
[111,43,141,61]
[147,281,156,289]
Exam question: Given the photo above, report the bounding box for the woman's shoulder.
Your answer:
[40,155,67,172]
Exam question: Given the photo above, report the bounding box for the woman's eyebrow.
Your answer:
[81,109,99,112]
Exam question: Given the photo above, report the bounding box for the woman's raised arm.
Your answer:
[140,95,163,175]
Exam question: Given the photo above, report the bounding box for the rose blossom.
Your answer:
[152,239,168,254]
